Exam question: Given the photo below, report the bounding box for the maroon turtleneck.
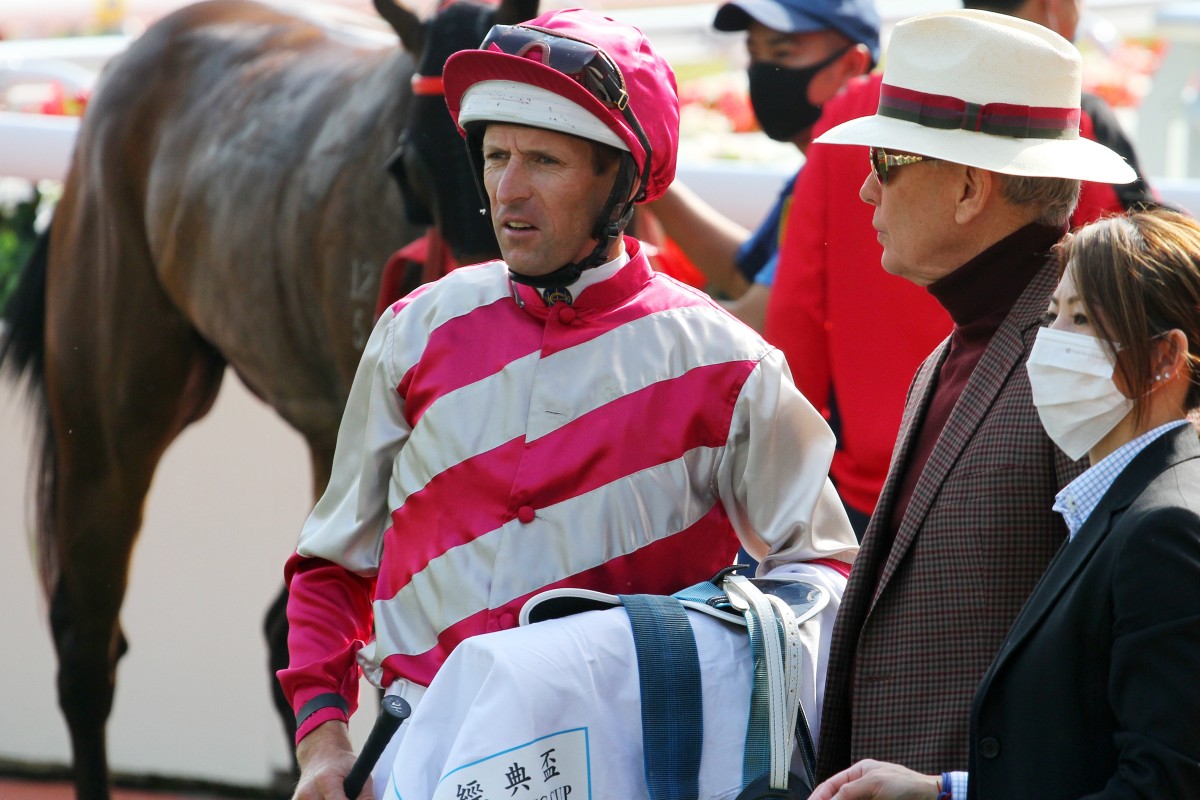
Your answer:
[886,222,1065,539]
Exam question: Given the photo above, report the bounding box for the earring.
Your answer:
[1155,374,1163,381]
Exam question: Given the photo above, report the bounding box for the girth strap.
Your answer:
[620,593,704,800]
[727,576,814,796]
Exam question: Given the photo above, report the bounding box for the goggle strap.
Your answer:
[623,111,653,201]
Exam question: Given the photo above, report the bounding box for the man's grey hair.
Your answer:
[997,174,1081,226]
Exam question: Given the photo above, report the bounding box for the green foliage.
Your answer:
[0,184,45,313]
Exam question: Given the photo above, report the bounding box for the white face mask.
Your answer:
[1025,327,1133,461]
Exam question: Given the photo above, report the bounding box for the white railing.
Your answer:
[0,111,79,183]
[0,34,114,182]
[0,33,130,71]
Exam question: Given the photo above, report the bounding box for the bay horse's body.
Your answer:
[0,0,534,795]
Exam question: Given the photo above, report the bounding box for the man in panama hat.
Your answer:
[762,0,1160,558]
[812,6,1136,784]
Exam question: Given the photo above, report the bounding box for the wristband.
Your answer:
[296,692,350,728]
[937,771,953,800]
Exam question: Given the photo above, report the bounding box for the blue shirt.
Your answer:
[734,170,797,286]
[1054,419,1191,540]
[754,254,778,287]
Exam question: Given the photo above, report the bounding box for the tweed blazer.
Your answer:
[968,425,1200,799]
[816,247,1081,779]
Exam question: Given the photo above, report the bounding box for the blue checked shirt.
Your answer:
[1053,419,1191,540]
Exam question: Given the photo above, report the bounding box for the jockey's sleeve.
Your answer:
[278,310,412,741]
[716,348,858,573]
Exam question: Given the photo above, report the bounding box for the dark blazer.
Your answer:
[969,424,1200,799]
[817,249,1082,778]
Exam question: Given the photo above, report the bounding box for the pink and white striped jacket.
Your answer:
[281,238,857,740]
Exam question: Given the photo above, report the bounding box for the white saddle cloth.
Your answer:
[379,563,845,800]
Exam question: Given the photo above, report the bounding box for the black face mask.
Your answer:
[747,47,849,142]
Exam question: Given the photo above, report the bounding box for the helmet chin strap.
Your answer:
[508,154,639,290]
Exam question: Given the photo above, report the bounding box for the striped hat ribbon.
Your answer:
[878,83,1079,139]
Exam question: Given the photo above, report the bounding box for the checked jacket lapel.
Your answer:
[861,337,947,602]
[870,260,1060,609]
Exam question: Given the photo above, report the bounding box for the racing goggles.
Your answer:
[479,24,653,197]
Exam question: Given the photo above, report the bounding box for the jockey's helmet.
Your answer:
[442,8,680,285]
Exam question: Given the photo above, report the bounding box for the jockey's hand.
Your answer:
[293,720,370,800]
[808,759,941,800]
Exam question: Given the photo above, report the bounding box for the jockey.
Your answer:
[443,7,675,290]
[280,9,858,800]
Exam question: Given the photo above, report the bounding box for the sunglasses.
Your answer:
[869,146,937,185]
[480,24,653,197]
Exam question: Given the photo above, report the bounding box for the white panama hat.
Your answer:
[815,9,1137,184]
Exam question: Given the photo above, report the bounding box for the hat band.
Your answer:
[877,83,1080,140]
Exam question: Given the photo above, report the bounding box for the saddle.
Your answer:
[522,567,825,800]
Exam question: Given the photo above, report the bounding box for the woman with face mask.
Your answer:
[809,207,1200,800]
[1026,212,1200,465]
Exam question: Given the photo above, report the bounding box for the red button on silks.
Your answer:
[517,505,536,524]
[499,612,516,628]
[557,306,576,324]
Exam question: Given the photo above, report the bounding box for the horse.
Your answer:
[0,0,536,795]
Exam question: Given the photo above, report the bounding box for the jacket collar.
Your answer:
[510,236,652,316]
[870,225,1064,602]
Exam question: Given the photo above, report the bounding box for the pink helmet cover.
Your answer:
[443,7,679,203]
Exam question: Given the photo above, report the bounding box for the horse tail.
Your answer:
[1,227,47,378]
[1,227,60,598]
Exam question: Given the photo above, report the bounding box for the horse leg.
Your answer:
[48,556,127,800]
[45,332,224,800]
[43,204,226,798]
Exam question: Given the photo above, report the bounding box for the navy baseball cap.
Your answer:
[713,0,881,61]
